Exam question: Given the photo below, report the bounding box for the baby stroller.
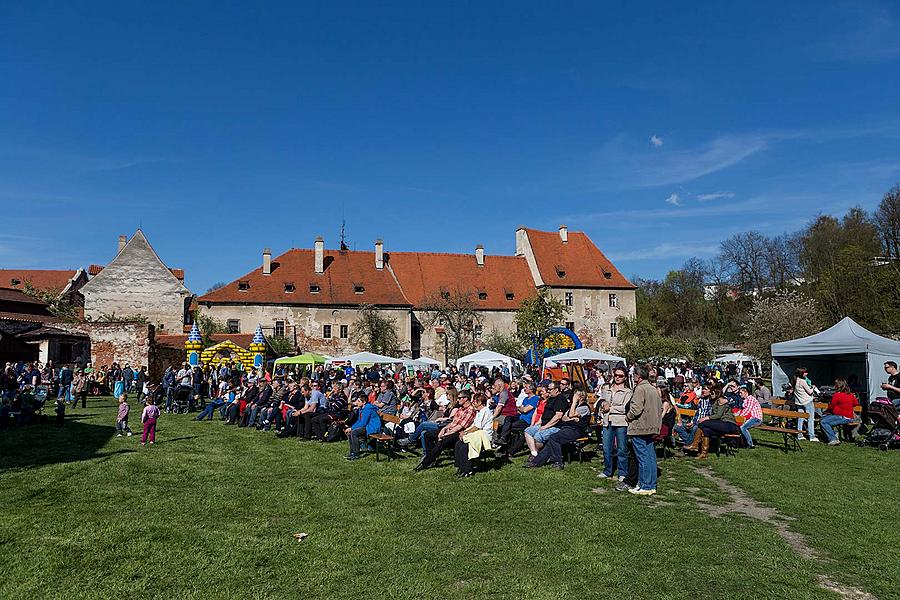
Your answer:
[171,384,193,414]
[856,398,900,451]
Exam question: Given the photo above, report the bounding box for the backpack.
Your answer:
[325,421,344,443]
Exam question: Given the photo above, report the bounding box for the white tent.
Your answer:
[401,356,442,369]
[456,350,523,376]
[771,317,900,402]
[327,351,404,367]
[542,348,627,372]
[713,352,763,375]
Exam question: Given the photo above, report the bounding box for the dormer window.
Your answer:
[10,278,20,286]
[555,265,567,278]
[283,282,295,293]
[477,290,487,300]
[238,280,250,291]
[505,290,515,301]
[354,285,365,294]
[441,291,450,300]
[309,284,321,294]
[603,271,612,280]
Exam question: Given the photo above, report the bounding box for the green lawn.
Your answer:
[1,396,896,599]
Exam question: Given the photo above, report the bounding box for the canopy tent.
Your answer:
[327,351,404,367]
[713,352,763,375]
[456,350,523,376]
[542,348,627,371]
[771,317,900,403]
[402,356,442,369]
[273,353,328,366]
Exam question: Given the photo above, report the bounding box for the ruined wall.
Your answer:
[200,304,413,356]
[60,321,154,373]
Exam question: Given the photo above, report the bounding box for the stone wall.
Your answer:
[414,309,517,365]
[547,287,636,351]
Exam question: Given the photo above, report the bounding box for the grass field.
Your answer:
[1,396,897,599]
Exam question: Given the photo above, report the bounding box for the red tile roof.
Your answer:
[0,287,57,322]
[89,264,184,280]
[386,252,534,310]
[0,269,79,292]
[155,333,257,349]
[525,229,635,289]
[198,249,411,307]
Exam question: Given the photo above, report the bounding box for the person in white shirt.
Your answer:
[792,366,819,442]
[453,393,494,478]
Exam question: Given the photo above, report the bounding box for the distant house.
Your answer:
[80,230,194,333]
[0,268,88,307]
[0,287,89,365]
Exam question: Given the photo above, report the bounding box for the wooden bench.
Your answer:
[759,408,806,452]
[772,398,863,441]
[370,413,402,462]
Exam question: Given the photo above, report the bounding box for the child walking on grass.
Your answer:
[141,397,160,446]
[116,394,133,437]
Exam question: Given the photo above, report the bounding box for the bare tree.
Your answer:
[418,289,482,362]
[718,231,770,295]
[876,184,900,275]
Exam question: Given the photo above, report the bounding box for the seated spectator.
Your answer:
[344,395,381,461]
[453,393,494,477]
[695,385,740,459]
[676,385,712,451]
[524,381,567,457]
[754,378,772,407]
[820,378,859,446]
[414,392,476,471]
[737,386,762,448]
[525,390,591,470]
[312,384,349,441]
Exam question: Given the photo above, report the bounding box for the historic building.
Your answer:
[198,226,636,361]
[80,230,193,333]
[0,268,89,308]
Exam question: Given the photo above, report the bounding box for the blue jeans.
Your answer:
[674,422,697,445]
[797,403,816,438]
[602,425,628,478]
[412,421,440,450]
[196,399,224,421]
[247,405,260,427]
[820,414,851,442]
[526,424,560,445]
[740,417,762,447]
[630,435,657,491]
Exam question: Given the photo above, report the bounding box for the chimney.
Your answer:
[118,235,127,253]
[475,244,484,266]
[262,248,272,275]
[559,225,568,243]
[374,239,384,270]
[515,226,527,256]
[314,237,324,274]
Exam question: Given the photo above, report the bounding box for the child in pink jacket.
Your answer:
[140,397,161,446]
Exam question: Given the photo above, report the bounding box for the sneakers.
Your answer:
[149,441,154,445]
[551,462,564,471]
[828,439,841,446]
[628,488,657,496]
[344,453,361,461]
[597,472,611,479]
[808,437,820,442]
[127,432,132,437]
[796,435,806,441]
[614,482,633,492]
[140,442,146,446]
[116,433,122,437]
[617,475,626,482]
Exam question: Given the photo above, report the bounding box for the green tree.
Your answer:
[192,309,226,349]
[515,288,570,358]
[742,289,825,362]
[350,305,400,356]
[481,331,524,359]
[20,281,80,323]
[266,335,295,356]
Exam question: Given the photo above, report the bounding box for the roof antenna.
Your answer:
[339,217,349,252]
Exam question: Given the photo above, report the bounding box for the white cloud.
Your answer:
[610,241,719,261]
[650,135,664,147]
[665,192,682,206]
[696,191,735,202]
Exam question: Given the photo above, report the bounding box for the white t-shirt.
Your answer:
[473,406,494,436]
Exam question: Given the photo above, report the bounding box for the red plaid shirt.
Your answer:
[443,405,476,435]
[738,395,762,421]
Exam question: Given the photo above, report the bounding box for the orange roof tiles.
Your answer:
[198,249,411,307]
[386,252,534,310]
[0,269,79,292]
[525,229,635,289]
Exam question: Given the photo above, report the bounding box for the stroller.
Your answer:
[856,398,900,451]
[171,384,193,414]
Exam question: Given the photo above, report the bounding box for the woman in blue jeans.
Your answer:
[598,367,632,480]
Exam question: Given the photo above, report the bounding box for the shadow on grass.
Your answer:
[0,420,118,472]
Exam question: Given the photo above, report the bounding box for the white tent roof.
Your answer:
[456,350,522,371]
[327,351,404,366]
[771,317,900,357]
[402,356,442,368]
[713,352,760,364]
[542,348,626,370]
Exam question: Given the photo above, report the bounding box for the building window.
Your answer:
[274,320,285,337]
[505,291,515,301]
[227,319,240,334]
[610,322,618,338]
[323,324,332,339]
[284,282,295,293]
[238,280,250,291]
[474,325,483,338]
[340,325,348,339]
[555,266,566,278]
[478,291,487,300]
[354,285,365,294]
[441,291,450,300]
[565,321,575,331]
[609,293,618,308]
[565,292,573,307]
[309,284,320,294]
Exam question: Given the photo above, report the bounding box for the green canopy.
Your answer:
[273,353,328,366]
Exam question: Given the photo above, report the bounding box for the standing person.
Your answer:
[820,379,859,445]
[70,368,87,409]
[162,366,176,413]
[140,397,160,446]
[111,363,125,399]
[792,367,819,442]
[136,367,147,401]
[598,366,632,481]
[624,365,662,496]
[116,394,133,437]
[57,364,73,405]
[122,364,134,394]
[881,361,900,409]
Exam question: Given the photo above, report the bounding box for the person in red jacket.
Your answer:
[820,378,859,445]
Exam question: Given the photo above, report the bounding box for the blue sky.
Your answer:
[2,1,900,292]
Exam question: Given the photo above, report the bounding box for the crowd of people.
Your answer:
[4,355,899,495]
